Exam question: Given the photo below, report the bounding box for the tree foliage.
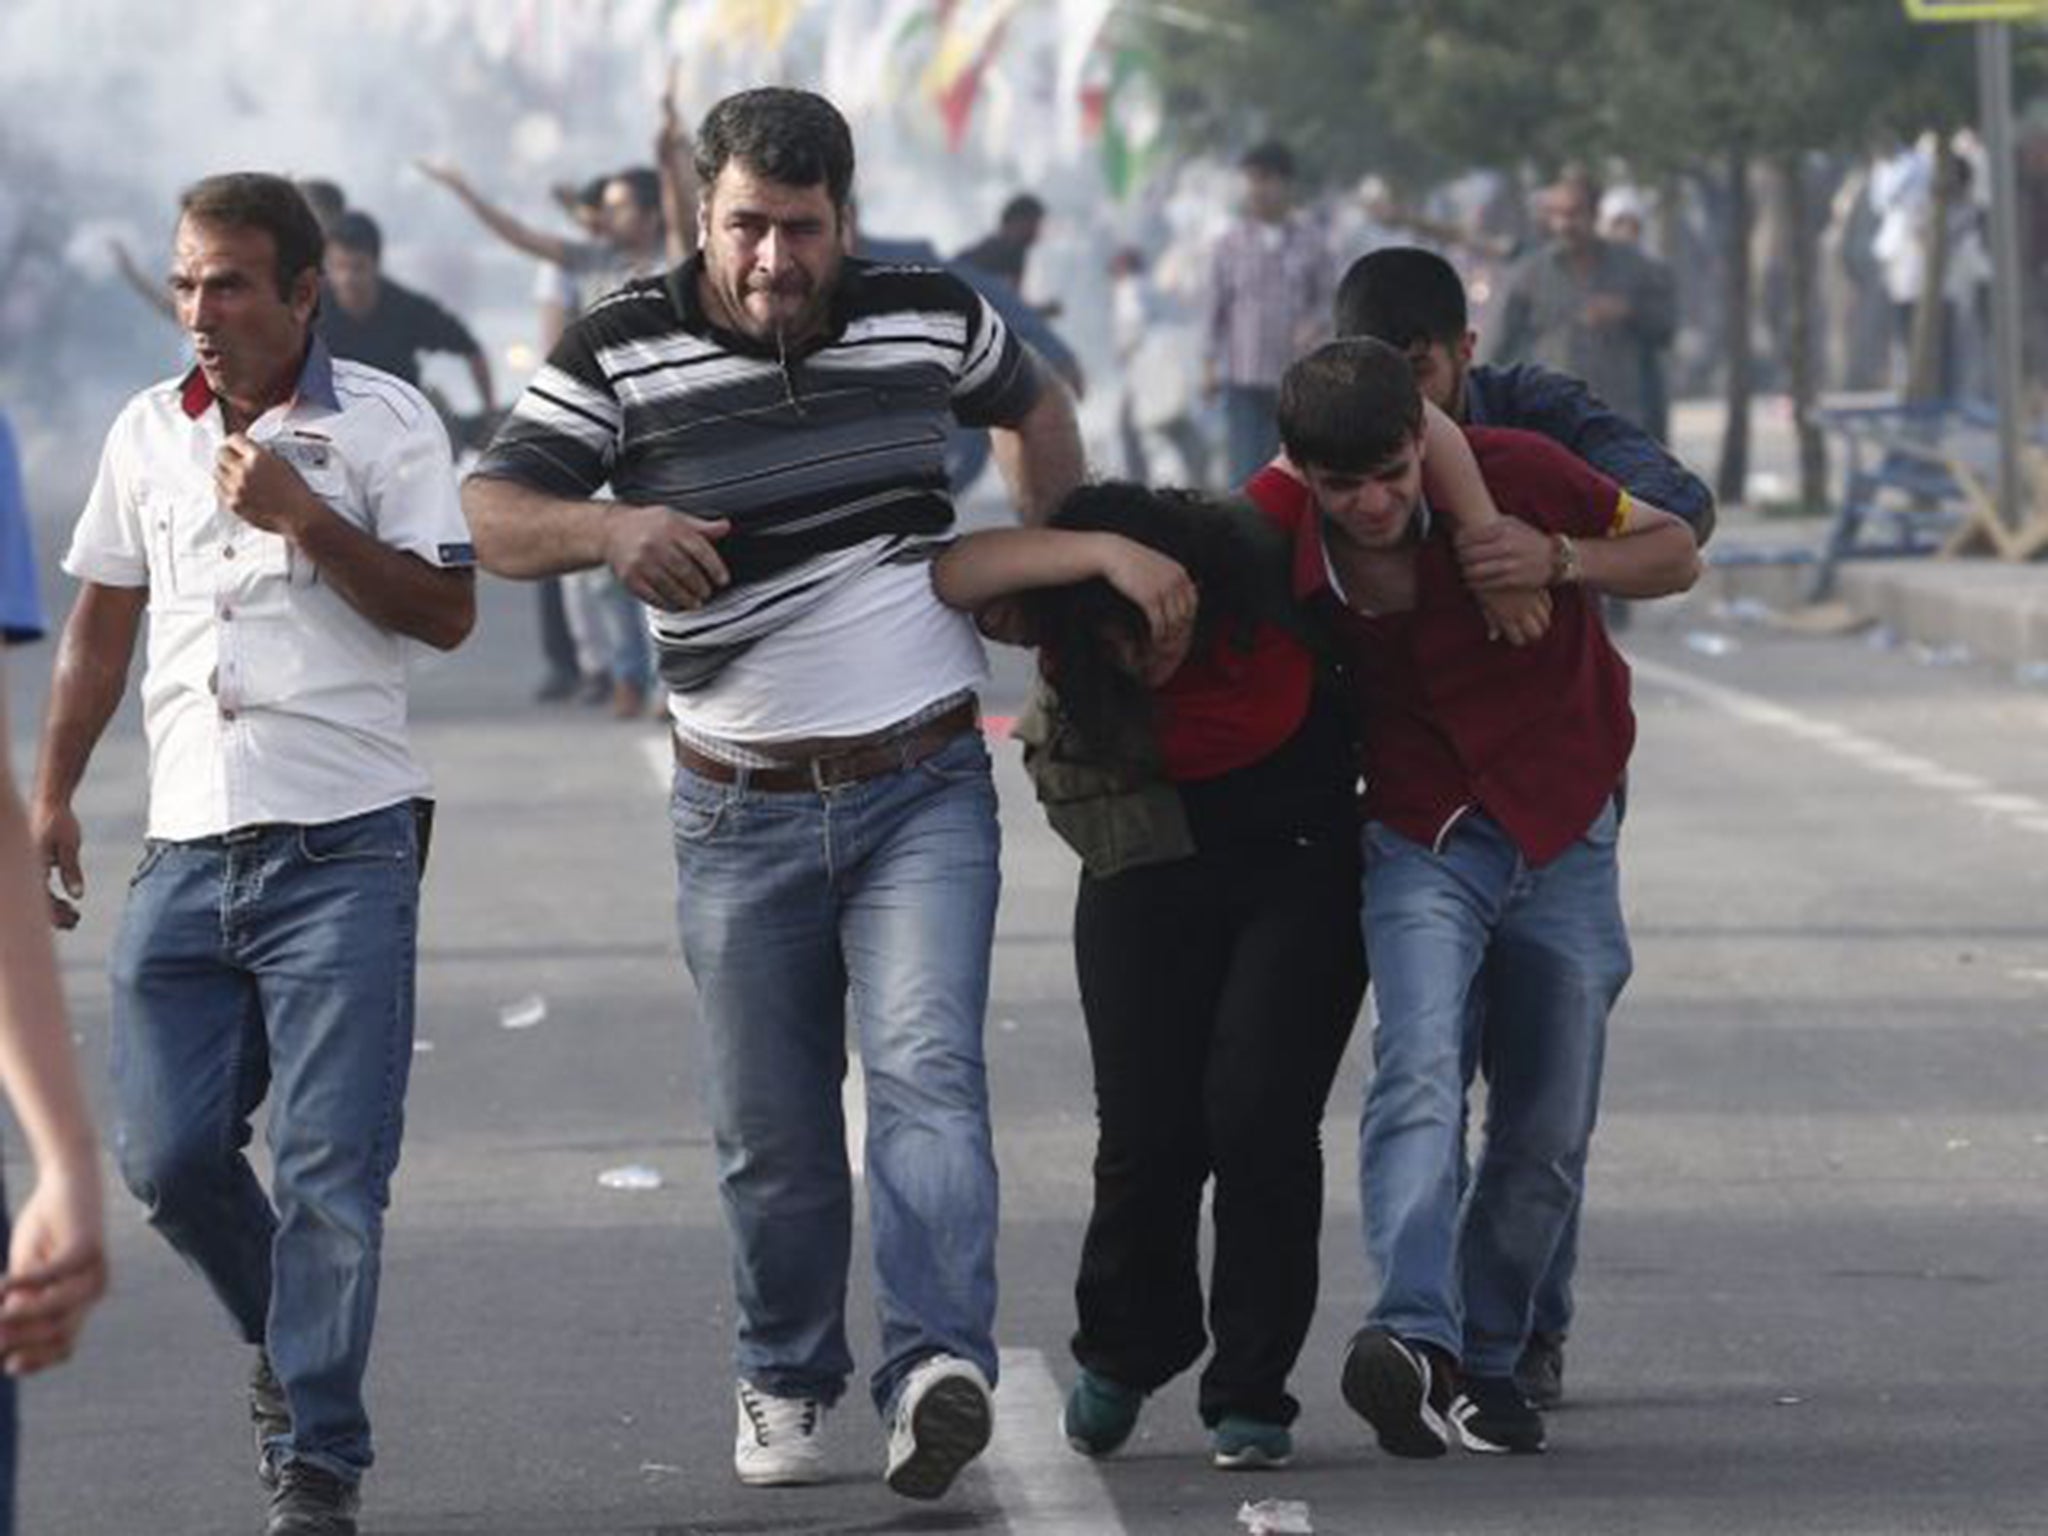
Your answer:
[1146,0,2010,191]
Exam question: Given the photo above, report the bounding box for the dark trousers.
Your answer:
[1070,822,1364,1426]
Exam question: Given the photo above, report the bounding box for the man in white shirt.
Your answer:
[30,173,473,1536]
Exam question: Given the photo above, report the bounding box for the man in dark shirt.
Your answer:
[954,193,1046,293]
[1268,338,1698,1459]
[320,212,494,413]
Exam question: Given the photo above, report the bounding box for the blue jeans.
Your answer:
[1219,384,1280,489]
[670,730,1002,1416]
[565,568,654,688]
[1358,803,1630,1378]
[109,803,421,1482]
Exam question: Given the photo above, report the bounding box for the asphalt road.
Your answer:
[6,556,2046,1535]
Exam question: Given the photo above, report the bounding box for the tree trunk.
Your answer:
[1715,144,1754,506]
[1905,135,1955,405]
[1776,150,1829,512]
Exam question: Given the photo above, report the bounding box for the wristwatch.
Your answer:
[1549,532,1580,587]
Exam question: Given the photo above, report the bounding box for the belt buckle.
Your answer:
[809,748,869,792]
[221,823,271,846]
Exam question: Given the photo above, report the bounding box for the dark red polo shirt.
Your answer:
[1246,432,1635,866]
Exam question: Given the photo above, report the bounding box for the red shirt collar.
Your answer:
[1240,462,1334,605]
[178,338,339,421]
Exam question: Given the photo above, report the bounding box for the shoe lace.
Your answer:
[741,1384,820,1444]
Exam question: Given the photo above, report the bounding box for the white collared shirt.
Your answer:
[63,348,474,840]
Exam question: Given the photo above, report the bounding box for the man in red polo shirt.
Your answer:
[1259,337,1697,1459]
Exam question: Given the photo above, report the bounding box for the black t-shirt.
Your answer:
[318,276,478,386]
[952,232,1029,288]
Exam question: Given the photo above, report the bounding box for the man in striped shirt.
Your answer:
[463,88,1090,1502]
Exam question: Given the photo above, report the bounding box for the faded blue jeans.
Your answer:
[109,802,421,1483]
[1358,802,1630,1378]
[671,730,1002,1417]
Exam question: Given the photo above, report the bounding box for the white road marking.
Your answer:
[1966,792,2047,817]
[987,1348,1129,1536]
[843,1054,868,1180]
[640,728,868,1180]
[1897,766,1994,795]
[1634,657,2045,840]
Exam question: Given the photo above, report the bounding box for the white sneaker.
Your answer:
[733,1380,828,1487]
[884,1354,994,1501]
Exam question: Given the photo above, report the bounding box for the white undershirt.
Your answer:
[667,557,988,744]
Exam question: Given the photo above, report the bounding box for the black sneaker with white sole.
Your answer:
[1451,1373,1547,1454]
[1339,1327,1453,1459]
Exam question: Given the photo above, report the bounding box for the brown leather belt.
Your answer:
[672,699,979,792]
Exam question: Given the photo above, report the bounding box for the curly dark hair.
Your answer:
[1026,482,1269,765]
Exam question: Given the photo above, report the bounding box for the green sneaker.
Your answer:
[1060,1369,1144,1457]
[1211,1415,1293,1470]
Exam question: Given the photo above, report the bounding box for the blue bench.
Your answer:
[1805,395,2043,598]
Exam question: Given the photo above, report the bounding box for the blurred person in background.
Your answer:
[419,159,668,317]
[419,158,665,715]
[1204,141,1332,487]
[1595,187,1675,444]
[319,211,496,420]
[955,193,1059,318]
[1110,246,1207,485]
[1491,170,1676,439]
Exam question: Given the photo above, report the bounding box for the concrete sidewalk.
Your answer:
[1700,528,2048,669]
[1668,397,2048,669]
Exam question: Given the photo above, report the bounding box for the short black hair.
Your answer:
[1028,483,1267,764]
[1333,246,1468,350]
[1278,338,1424,475]
[328,210,382,262]
[1239,140,1296,180]
[577,175,609,209]
[1000,193,1046,226]
[294,178,347,231]
[695,88,855,210]
[180,173,326,300]
[610,166,663,216]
